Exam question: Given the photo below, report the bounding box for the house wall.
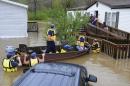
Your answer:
[87,2,130,32]
[87,2,111,23]
[112,9,130,32]
[0,1,28,38]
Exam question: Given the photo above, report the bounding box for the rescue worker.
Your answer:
[78,34,85,47]
[76,34,85,51]
[46,24,56,53]
[23,52,45,67]
[92,39,100,53]
[2,52,22,72]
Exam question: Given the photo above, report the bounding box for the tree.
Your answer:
[62,0,75,9]
[33,0,38,18]
[47,0,89,45]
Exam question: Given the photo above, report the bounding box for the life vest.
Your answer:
[92,42,100,50]
[61,49,66,53]
[92,48,100,53]
[47,29,56,41]
[2,58,17,72]
[30,58,38,67]
[79,36,85,46]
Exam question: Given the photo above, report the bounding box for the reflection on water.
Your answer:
[0,22,130,86]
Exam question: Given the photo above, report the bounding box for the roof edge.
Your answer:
[98,1,130,9]
[1,0,28,8]
[86,1,97,10]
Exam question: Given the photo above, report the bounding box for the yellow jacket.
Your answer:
[2,58,17,72]
[30,58,38,67]
[47,29,56,41]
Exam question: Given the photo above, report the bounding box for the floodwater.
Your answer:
[0,22,130,86]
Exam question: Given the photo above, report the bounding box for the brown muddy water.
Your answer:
[0,22,130,86]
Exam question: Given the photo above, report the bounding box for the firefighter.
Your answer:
[2,52,21,72]
[23,52,45,67]
[46,24,56,53]
[78,35,85,47]
[92,39,100,53]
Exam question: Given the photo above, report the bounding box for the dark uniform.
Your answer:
[46,25,56,53]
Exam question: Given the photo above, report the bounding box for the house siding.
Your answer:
[113,9,130,32]
[0,1,28,38]
[87,2,130,32]
[87,2,111,23]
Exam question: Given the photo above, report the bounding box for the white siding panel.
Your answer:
[113,9,130,32]
[0,1,28,38]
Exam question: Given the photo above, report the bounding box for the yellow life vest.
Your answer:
[61,49,66,53]
[79,35,85,46]
[92,42,100,50]
[80,42,84,47]
[47,29,56,41]
[2,59,17,72]
[92,48,100,53]
[30,58,38,67]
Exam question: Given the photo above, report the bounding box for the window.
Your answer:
[84,12,90,16]
[106,12,111,26]
[96,2,98,7]
[111,13,116,27]
[105,12,119,28]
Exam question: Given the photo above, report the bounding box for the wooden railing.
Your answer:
[86,36,130,59]
[87,23,126,39]
[98,22,130,41]
[101,40,130,59]
[27,21,38,32]
[84,23,130,44]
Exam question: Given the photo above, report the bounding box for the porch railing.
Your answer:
[86,36,130,59]
[98,22,130,41]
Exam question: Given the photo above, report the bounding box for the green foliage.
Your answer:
[28,0,89,45]
[28,9,51,20]
[49,8,89,45]
[62,0,75,8]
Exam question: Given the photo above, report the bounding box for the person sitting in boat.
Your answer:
[46,24,56,53]
[23,52,45,67]
[78,34,85,47]
[2,50,22,72]
[92,39,100,53]
[76,40,84,51]
[76,34,86,51]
